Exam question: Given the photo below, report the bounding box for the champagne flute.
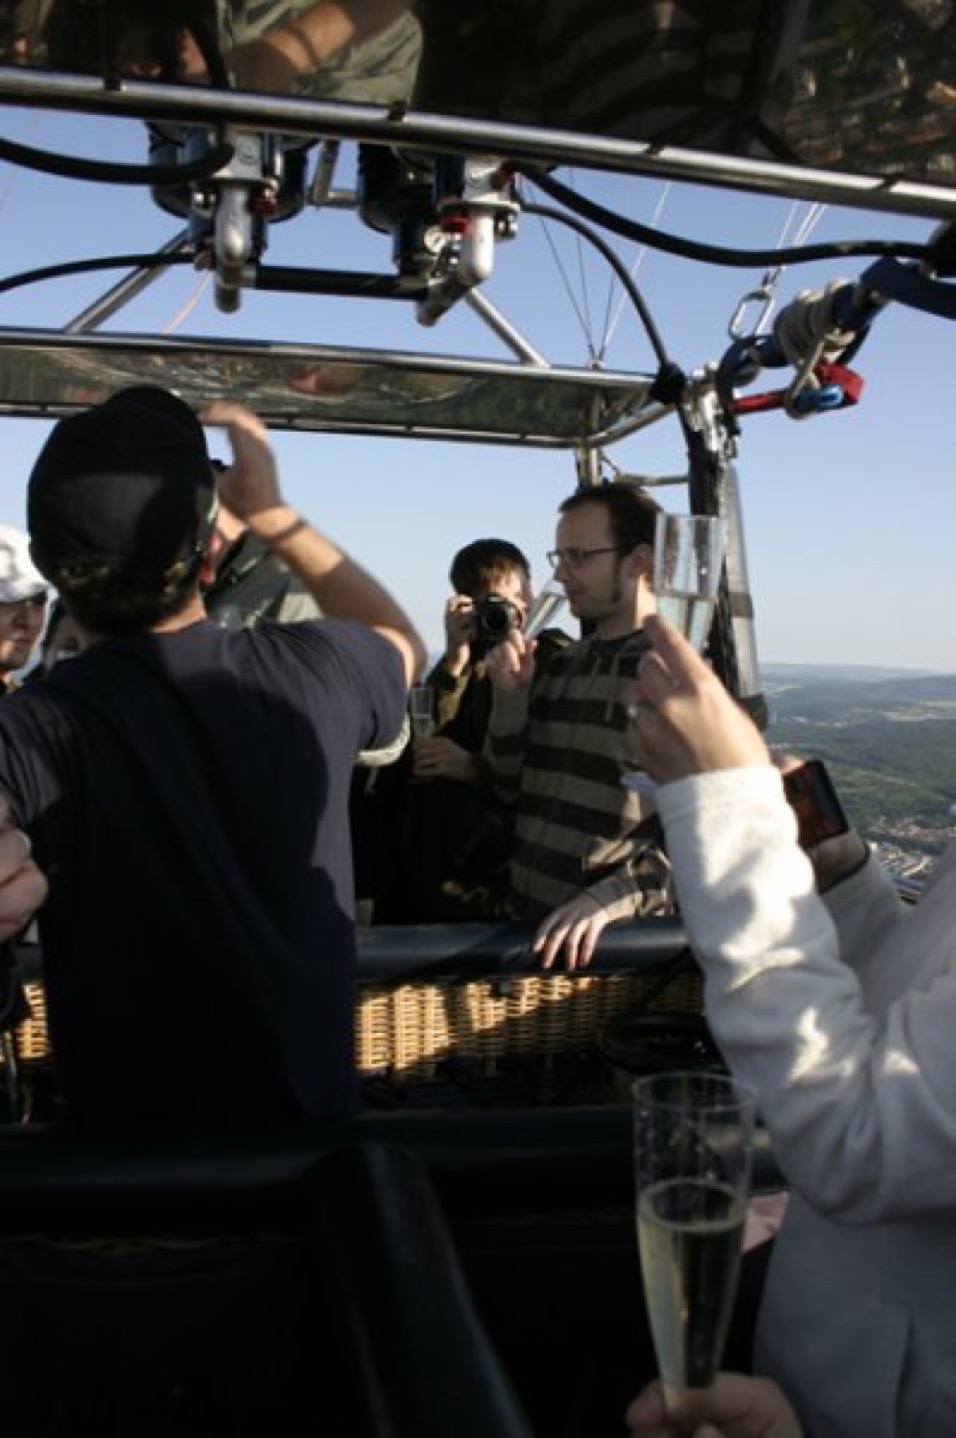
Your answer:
[522,577,567,641]
[633,1071,756,1430]
[408,683,436,740]
[653,514,727,653]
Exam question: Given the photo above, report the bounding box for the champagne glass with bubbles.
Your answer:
[633,1071,756,1430]
[653,514,727,653]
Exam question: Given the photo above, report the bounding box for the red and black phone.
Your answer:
[782,759,850,849]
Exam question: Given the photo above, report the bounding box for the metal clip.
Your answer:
[728,286,775,340]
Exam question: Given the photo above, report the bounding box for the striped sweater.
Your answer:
[484,630,672,922]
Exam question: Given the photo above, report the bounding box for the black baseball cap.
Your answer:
[27,385,218,585]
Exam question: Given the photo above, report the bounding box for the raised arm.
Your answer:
[626,615,956,1223]
[481,627,535,801]
[202,403,426,685]
[190,1,414,93]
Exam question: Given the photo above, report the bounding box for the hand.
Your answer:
[200,404,282,523]
[0,817,48,942]
[442,596,477,675]
[625,1373,804,1438]
[533,893,610,972]
[629,616,769,782]
[805,828,870,893]
[484,630,535,694]
[177,24,300,91]
[411,737,477,784]
[227,36,302,92]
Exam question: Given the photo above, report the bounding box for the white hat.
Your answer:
[0,525,48,604]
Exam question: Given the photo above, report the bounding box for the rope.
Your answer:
[162,270,214,333]
[728,201,830,340]
[522,201,675,370]
[533,202,596,360]
[569,172,597,360]
[524,169,929,267]
[599,182,673,361]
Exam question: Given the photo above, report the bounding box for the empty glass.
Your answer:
[408,683,435,740]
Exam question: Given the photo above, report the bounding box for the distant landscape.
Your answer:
[762,663,956,869]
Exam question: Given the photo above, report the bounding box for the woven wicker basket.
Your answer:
[5,966,704,1098]
[16,981,49,1063]
[355,967,703,1082]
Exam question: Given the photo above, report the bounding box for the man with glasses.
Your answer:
[484,483,671,970]
[0,525,48,694]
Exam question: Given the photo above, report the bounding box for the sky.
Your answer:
[0,107,953,673]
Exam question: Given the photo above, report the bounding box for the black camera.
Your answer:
[474,594,522,641]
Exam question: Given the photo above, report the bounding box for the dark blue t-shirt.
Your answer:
[0,617,405,1132]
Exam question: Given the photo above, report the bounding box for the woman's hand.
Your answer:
[629,616,769,782]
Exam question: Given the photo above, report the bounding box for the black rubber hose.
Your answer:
[0,134,235,187]
[521,199,674,370]
[0,252,196,297]
[523,168,931,268]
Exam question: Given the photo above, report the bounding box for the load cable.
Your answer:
[522,168,930,267]
[521,199,677,378]
[598,181,673,363]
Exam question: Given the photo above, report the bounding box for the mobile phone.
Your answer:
[782,759,850,849]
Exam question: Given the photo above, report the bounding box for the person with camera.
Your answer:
[368,538,567,921]
[417,539,541,776]
[483,484,673,970]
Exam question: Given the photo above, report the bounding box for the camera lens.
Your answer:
[476,595,519,640]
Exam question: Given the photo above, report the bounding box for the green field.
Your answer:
[763,670,956,838]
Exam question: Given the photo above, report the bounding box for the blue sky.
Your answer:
[0,108,952,672]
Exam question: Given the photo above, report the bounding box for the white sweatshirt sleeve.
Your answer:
[655,767,956,1223]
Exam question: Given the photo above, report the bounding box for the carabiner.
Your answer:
[728,286,775,340]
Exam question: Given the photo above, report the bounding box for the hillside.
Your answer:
[762,666,956,850]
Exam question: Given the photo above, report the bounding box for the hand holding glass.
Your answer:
[633,1071,756,1430]
[408,684,435,740]
[653,514,727,653]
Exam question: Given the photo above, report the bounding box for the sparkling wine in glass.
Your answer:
[653,514,727,653]
[633,1071,756,1429]
[408,683,436,740]
[522,578,567,641]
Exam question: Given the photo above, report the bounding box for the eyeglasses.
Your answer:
[546,546,626,571]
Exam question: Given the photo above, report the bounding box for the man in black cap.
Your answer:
[3,386,424,1133]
